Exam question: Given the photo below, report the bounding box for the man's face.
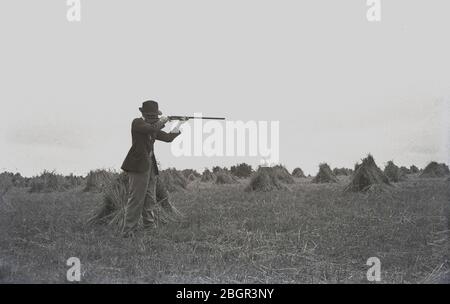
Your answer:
[142,113,159,123]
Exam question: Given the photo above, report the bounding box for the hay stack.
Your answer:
[154,177,185,220]
[292,167,306,178]
[13,173,27,187]
[384,161,406,182]
[84,170,116,192]
[187,173,197,181]
[0,172,13,203]
[344,155,391,192]
[215,170,239,184]
[333,167,352,176]
[29,170,69,193]
[1,172,26,188]
[65,173,84,188]
[212,166,225,174]
[273,165,295,184]
[201,169,215,182]
[230,163,253,178]
[420,162,450,178]
[409,165,419,174]
[399,166,411,175]
[182,169,200,179]
[312,163,338,183]
[87,172,184,230]
[159,169,188,192]
[246,167,289,192]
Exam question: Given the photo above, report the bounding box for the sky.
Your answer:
[0,0,449,177]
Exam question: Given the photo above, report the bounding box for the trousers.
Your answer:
[122,163,157,234]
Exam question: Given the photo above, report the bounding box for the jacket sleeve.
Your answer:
[132,118,165,134]
[156,130,181,142]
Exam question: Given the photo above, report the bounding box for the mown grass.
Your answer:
[0,176,449,283]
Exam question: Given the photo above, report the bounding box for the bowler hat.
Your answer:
[139,100,162,115]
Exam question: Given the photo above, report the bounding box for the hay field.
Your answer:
[0,174,449,283]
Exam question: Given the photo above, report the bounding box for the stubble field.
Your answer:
[0,175,449,283]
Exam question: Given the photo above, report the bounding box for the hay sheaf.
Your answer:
[201,169,215,182]
[344,154,391,192]
[29,170,71,193]
[87,172,184,230]
[246,167,290,192]
[182,169,201,179]
[332,167,353,176]
[0,172,27,188]
[399,166,411,175]
[230,163,253,178]
[384,161,406,182]
[291,167,306,178]
[273,165,295,184]
[420,162,450,178]
[409,165,420,174]
[159,169,188,192]
[84,170,117,192]
[214,170,239,184]
[312,163,337,183]
[187,173,197,181]
[65,173,84,187]
[0,172,14,203]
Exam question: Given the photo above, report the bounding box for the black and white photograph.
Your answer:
[0,0,449,291]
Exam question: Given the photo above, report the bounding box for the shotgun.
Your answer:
[167,116,225,121]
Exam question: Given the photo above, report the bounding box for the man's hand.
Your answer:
[159,116,169,124]
[170,117,188,133]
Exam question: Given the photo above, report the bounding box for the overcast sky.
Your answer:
[0,0,449,176]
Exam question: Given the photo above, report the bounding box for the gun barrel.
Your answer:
[168,116,225,120]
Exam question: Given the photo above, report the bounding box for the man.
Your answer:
[121,100,185,237]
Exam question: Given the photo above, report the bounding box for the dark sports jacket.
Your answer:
[121,118,180,174]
